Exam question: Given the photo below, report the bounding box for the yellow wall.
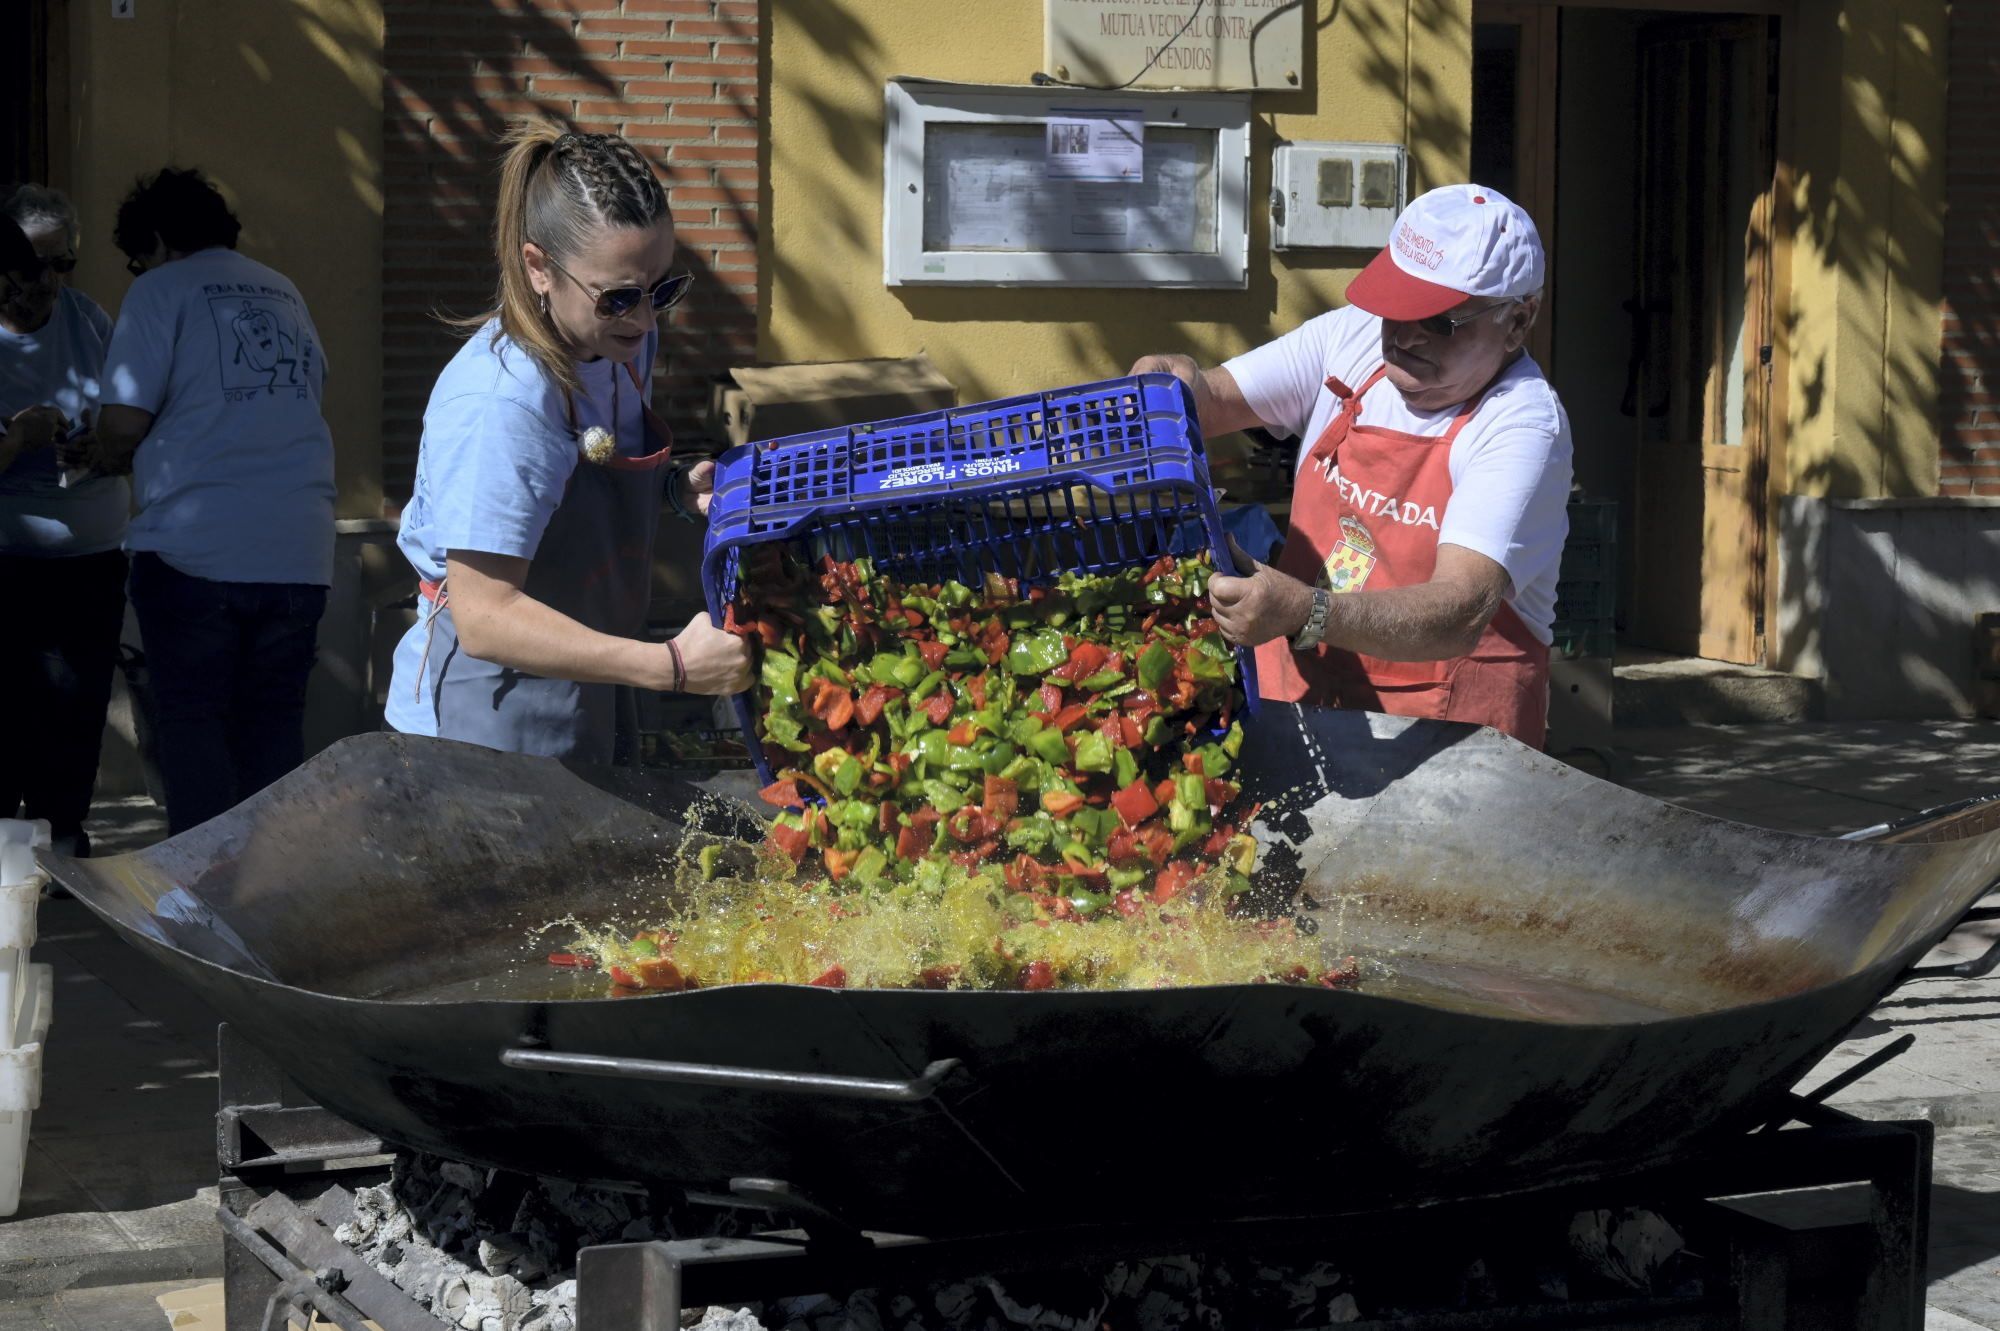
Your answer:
[57,0,385,519]
[764,0,1472,404]
[1783,0,1947,500]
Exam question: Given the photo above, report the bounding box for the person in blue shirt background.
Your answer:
[385,123,749,761]
[0,189,123,856]
[82,167,337,835]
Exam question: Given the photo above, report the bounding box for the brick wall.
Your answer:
[1942,1,2000,496]
[382,0,760,502]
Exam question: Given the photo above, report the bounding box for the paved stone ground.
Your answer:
[2,725,1998,1328]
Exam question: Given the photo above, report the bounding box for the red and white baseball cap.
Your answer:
[1345,183,1546,322]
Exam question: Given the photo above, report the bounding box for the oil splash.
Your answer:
[554,849,1350,994]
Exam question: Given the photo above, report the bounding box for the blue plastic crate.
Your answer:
[701,372,1258,784]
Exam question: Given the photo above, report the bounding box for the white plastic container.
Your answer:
[0,818,51,1217]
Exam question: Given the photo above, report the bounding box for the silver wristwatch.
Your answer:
[1293,587,1332,651]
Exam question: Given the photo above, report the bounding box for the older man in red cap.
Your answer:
[1133,183,1572,746]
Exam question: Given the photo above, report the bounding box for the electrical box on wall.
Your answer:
[1271,143,1407,251]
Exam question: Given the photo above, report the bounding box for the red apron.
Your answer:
[1252,365,1550,747]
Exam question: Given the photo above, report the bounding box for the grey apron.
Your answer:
[418,359,667,764]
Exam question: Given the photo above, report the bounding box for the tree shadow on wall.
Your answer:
[773,0,1464,410]
[1766,7,1998,721]
[379,0,759,500]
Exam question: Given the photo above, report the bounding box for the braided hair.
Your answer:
[468,121,671,392]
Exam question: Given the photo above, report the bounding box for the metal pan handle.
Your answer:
[500,1047,960,1103]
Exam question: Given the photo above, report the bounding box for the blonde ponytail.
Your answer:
[453,120,669,395]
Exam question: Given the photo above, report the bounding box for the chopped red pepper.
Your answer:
[758,779,803,808]
[546,952,595,969]
[924,690,955,726]
[1041,790,1085,817]
[809,965,849,988]
[632,956,691,991]
[1020,960,1057,991]
[766,823,811,863]
[1111,780,1160,826]
[1049,703,1089,733]
[1153,860,1200,903]
[983,775,1019,819]
[854,684,898,727]
[918,640,949,670]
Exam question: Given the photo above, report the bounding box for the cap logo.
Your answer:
[1393,220,1444,272]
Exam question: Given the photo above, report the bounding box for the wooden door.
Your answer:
[1628,18,1777,663]
[1471,3,1559,372]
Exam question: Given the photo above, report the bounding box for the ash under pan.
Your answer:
[43,711,2000,1235]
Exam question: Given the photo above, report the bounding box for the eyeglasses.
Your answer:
[11,254,77,279]
[539,251,694,320]
[1413,299,1521,339]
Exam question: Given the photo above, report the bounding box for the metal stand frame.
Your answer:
[215,1041,1942,1331]
[572,1102,1932,1331]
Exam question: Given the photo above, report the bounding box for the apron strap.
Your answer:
[1307,366,1392,468]
[413,576,450,702]
[614,358,677,472]
[558,359,676,471]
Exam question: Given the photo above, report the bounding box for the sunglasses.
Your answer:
[1413,299,1521,339]
[539,251,694,320]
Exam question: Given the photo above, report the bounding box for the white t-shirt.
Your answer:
[101,248,336,585]
[0,286,129,556]
[1222,305,1573,644]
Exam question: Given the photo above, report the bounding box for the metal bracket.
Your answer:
[500,1048,961,1103]
[218,1103,386,1171]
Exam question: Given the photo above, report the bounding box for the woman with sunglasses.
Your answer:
[385,123,750,762]
[0,189,125,856]
[1130,184,1572,747]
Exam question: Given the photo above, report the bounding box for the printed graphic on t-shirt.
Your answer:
[1321,513,1378,593]
[205,284,316,401]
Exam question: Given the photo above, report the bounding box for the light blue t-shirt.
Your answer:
[101,248,336,585]
[385,320,657,737]
[0,286,129,556]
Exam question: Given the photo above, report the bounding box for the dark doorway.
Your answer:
[0,0,57,189]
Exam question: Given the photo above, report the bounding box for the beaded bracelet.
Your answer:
[667,638,686,693]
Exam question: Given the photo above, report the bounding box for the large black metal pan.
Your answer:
[42,710,2000,1235]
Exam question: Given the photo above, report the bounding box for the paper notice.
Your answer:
[1044,111,1144,182]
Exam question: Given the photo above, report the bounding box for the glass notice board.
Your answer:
[884,82,1249,288]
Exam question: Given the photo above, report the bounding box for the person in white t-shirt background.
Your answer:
[0,189,126,857]
[1131,184,1573,747]
[75,167,337,835]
